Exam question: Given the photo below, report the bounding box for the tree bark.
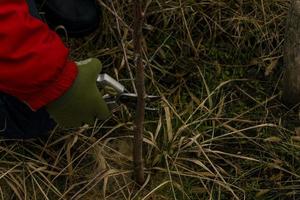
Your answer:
[283,0,300,105]
[133,0,145,185]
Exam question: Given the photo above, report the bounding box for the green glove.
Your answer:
[46,58,110,128]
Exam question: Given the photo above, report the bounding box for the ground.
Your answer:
[1,0,300,199]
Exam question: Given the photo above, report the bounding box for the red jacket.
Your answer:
[0,0,77,111]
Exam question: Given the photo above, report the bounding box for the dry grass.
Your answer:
[2,0,300,199]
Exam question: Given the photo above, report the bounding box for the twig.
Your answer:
[133,0,145,185]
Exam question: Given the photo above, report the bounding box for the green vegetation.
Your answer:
[2,0,300,199]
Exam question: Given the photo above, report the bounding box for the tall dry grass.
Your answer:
[1,0,299,199]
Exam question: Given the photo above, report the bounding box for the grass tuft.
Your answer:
[1,0,299,199]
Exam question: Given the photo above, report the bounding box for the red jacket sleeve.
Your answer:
[0,0,77,111]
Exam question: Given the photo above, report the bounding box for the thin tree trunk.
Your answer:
[283,0,300,105]
[133,0,145,185]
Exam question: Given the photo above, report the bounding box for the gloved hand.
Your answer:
[46,58,110,128]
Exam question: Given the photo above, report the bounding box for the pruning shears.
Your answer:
[97,74,160,111]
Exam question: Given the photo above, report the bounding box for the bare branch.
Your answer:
[133,0,145,185]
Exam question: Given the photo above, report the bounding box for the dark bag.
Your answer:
[0,93,56,139]
[43,0,101,37]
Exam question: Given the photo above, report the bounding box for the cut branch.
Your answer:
[133,0,145,185]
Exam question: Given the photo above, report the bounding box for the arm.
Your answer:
[0,0,77,111]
